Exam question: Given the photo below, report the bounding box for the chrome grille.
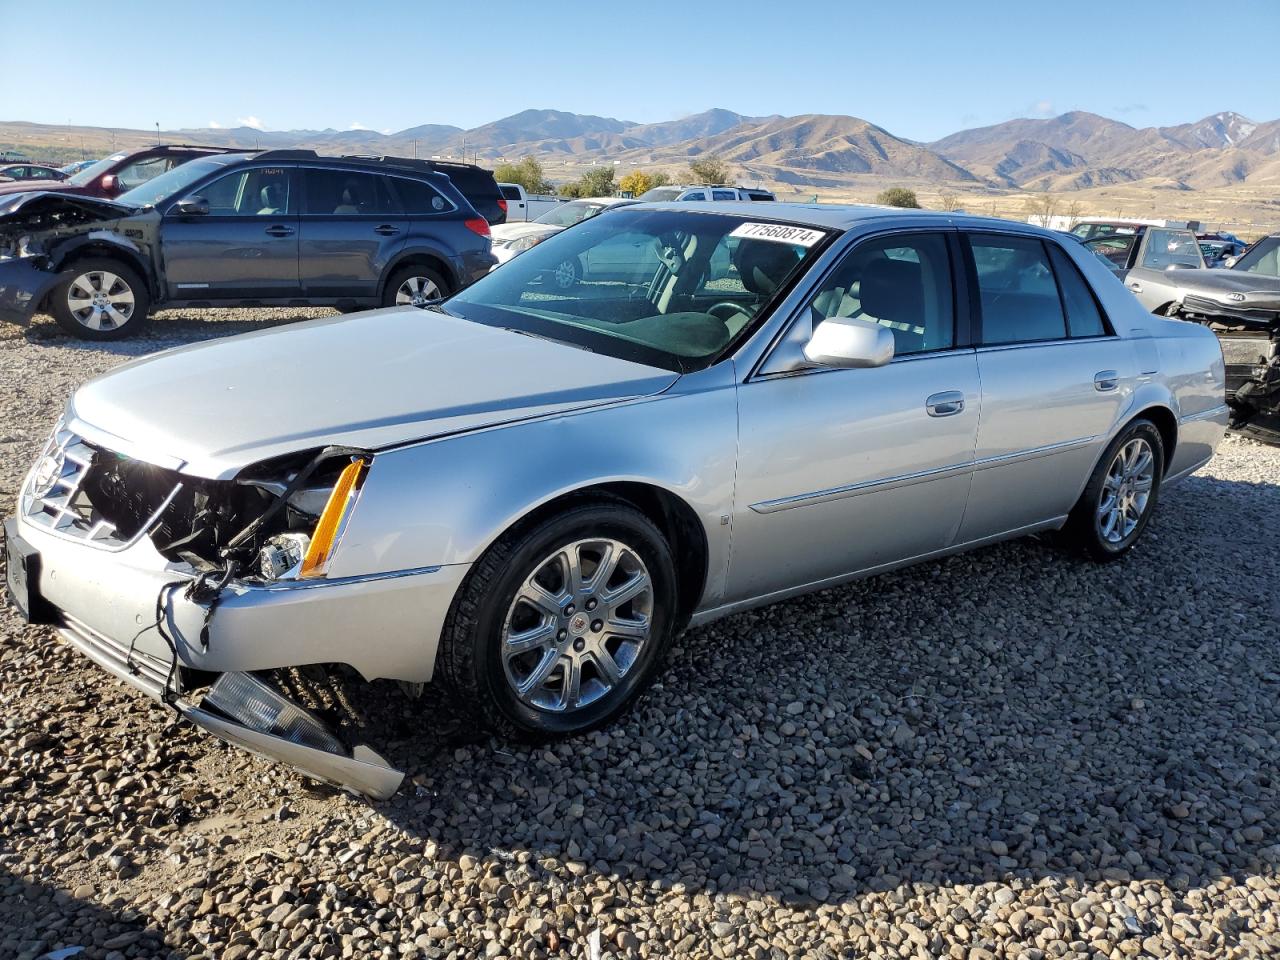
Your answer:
[20,426,180,551]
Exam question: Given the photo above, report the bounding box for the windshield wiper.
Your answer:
[500,326,595,354]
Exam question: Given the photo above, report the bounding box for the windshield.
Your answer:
[447,208,830,372]
[535,200,606,228]
[116,156,237,208]
[67,153,126,187]
[1232,237,1279,277]
[637,187,682,202]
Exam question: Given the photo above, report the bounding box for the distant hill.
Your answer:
[4,105,1279,194]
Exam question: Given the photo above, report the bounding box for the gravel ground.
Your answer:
[2,309,1279,960]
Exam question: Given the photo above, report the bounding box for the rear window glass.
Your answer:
[303,169,398,216]
[500,185,521,200]
[1048,244,1107,337]
[970,235,1067,345]
[394,178,451,214]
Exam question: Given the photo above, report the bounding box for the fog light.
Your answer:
[259,532,310,580]
[204,672,345,755]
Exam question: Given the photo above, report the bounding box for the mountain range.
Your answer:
[5,107,1280,192]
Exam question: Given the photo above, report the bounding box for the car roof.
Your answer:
[628,200,1064,237]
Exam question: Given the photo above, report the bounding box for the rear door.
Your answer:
[161,164,301,299]
[958,232,1129,542]
[1122,227,1205,312]
[298,168,408,300]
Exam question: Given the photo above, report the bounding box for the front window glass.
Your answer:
[969,234,1067,345]
[680,191,706,201]
[1084,235,1136,271]
[637,187,681,202]
[447,209,829,371]
[712,190,737,201]
[1232,236,1279,277]
[117,156,238,208]
[1141,229,1204,269]
[67,153,127,187]
[197,167,293,216]
[535,200,605,227]
[807,233,955,356]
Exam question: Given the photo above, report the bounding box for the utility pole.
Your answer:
[414,139,419,159]
[155,122,160,144]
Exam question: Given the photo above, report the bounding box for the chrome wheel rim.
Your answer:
[395,276,440,308]
[553,260,577,289]
[1097,437,1155,544]
[66,271,135,330]
[501,538,653,714]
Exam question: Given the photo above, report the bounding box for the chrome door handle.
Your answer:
[1094,370,1119,392]
[265,224,295,237]
[374,224,401,236]
[1128,281,1142,292]
[926,391,965,417]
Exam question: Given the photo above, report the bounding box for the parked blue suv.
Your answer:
[0,150,498,339]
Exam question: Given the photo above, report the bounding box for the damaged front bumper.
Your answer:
[0,256,62,324]
[4,504,469,799]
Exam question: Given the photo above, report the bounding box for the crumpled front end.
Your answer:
[5,419,468,798]
[1168,294,1280,446]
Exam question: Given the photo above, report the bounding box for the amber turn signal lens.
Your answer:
[300,458,365,578]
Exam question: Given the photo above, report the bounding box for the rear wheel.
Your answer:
[51,259,150,340]
[437,501,677,739]
[383,265,450,309]
[1062,418,1164,562]
[549,257,580,290]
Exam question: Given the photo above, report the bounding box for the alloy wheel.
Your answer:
[501,538,653,714]
[395,276,441,308]
[65,271,135,331]
[1096,437,1155,544]
[553,260,577,290]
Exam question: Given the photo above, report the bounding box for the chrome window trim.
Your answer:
[973,335,1121,354]
[749,435,1098,514]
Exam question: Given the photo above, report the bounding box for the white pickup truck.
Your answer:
[498,183,565,222]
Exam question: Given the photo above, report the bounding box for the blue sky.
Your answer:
[3,0,1278,141]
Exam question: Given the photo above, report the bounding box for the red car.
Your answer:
[0,144,246,199]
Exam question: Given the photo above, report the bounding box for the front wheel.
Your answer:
[437,501,677,739]
[1061,419,1164,562]
[50,259,150,340]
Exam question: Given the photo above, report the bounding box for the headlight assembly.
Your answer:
[507,234,546,255]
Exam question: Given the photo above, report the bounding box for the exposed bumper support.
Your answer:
[59,612,404,798]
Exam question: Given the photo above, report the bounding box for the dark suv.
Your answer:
[0,144,243,199]
[0,151,497,339]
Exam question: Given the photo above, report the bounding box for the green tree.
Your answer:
[875,187,921,209]
[687,156,730,186]
[493,156,552,195]
[556,166,617,199]
[618,168,672,197]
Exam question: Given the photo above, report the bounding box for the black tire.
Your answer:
[50,258,150,340]
[381,265,450,309]
[1061,418,1164,562]
[437,500,677,740]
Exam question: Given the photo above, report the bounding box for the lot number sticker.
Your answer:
[730,222,826,247]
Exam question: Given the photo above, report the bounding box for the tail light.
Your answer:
[497,198,508,215]
[465,217,491,238]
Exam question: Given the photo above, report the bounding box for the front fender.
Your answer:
[327,364,740,611]
[0,257,62,323]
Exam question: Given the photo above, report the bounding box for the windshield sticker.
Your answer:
[730,222,826,247]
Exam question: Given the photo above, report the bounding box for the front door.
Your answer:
[298,168,408,300]
[958,232,1130,542]
[161,165,300,300]
[728,230,981,604]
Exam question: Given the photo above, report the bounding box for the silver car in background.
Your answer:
[4,203,1228,797]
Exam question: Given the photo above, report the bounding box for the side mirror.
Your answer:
[803,316,895,368]
[99,174,116,192]
[173,197,209,216]
[1224,256,1239,268]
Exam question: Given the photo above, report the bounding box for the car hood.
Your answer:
[1174,269,1280,308]
[0,179,77,196]
[69,308,679,479]
[491,222,563,243]
[0,190,133,230]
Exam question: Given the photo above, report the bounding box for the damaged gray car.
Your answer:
[4,204,1227,798]
[1124,233,1280,444]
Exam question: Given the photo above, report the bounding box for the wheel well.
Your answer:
[503,483,709,630]
[382,253,455,297]
[1132,405,1177,473]
[55,244,153,297]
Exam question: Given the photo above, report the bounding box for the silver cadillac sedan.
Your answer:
[3,203,1228,797]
